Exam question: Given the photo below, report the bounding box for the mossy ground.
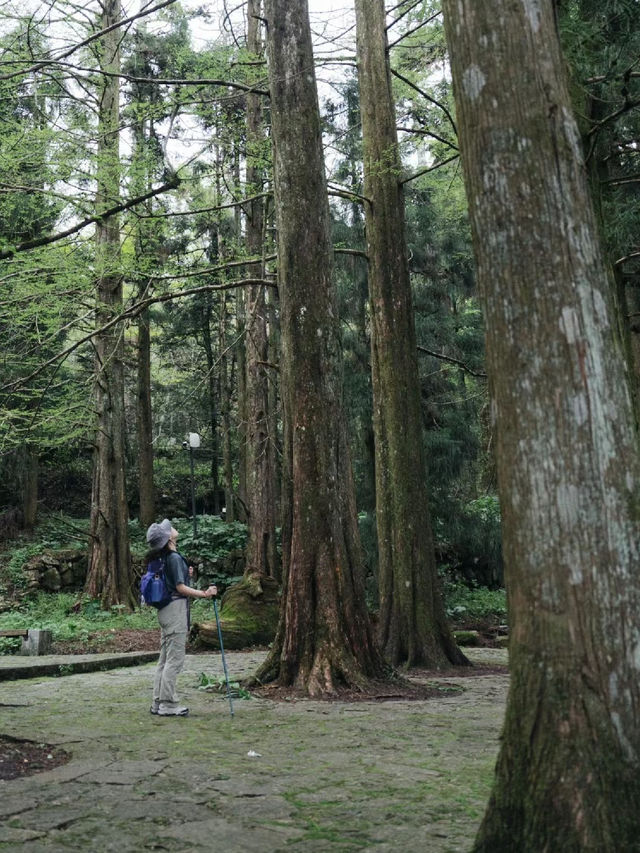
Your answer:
[0,648,507,852]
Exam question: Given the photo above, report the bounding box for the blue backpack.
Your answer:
[140,556,172,609]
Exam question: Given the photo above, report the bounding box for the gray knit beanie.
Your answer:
[146,519,172,550]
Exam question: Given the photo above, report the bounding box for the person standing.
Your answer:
[145,519,217,717]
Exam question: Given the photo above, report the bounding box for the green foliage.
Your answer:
[3,544,41,589]
[0,592,157,647]
[133,515,247,588]
[443,581,507,624]
[0,636,21,654]
[168,514,247,559]
[197,671,252,700]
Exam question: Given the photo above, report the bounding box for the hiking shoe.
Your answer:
[157,704,189,716]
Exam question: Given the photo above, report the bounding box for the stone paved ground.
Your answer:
[0,648,508,852]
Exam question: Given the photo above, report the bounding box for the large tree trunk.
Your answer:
[86,0,133,608]
[136,301,155,529]
[252,0,385,696]
[203,290,221,516]
[442,1,640,849]
[243,0,278,579]
[219,292,234,519]
[131,105,156,531]
[22,442,38,531]
[234,286,247,523]
[354,0,466,668]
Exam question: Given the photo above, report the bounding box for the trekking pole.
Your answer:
[212,596,234,718]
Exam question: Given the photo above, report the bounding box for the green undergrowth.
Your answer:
[0,592,156,649]
[443,581,506,624]
[0,512,249,592]
[0,591,222,653]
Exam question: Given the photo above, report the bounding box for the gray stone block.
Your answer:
[20,629,53,656]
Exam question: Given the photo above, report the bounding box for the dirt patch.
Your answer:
[51,628,267,656]
[0,734,70,781]
[52,628,161,655]
[250,677,463,703]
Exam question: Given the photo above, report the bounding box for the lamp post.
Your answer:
[185,432,200,538]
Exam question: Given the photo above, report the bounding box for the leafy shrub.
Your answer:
[443,579,507,624]
[135,515,248,588]
[197,671,251,700]
[0,591,158,649]
[3,544,43,589]
[175,515,248,559]
[0,636,21,654]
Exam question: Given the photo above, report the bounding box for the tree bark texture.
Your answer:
[22,442,38,530]
[234,286,247,523]
[354,0,467,668]
[203,291,221,515]
[243,0,278,578]
[442,2,640,849]
[130,85,157,531]
[136,303,155,528]
[218,293,235,519]
[86,0,133,608]
[254,0,385,695]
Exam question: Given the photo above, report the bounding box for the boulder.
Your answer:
[453,630,481,647]
[196,573,279,650]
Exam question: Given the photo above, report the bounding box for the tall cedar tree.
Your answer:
[354,0,467,668]
[243,0,278,580]
[252,0,385,695]
[86,0,134,607]
[129,35,158,531]
[442,1,640,848]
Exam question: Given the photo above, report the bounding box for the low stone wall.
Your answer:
[22,550,87,593]
[13,542,247,602]
[19,547,246,596]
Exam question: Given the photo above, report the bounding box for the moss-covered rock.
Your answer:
[453,630,481,647]
[195,573,279,650]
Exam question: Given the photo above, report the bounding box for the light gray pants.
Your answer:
[153,598,188,707]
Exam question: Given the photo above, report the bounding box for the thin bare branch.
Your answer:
[417,345,486,378]
[400,153,460,185]
[391,68,458,137]
[0,176,180,260]
[0,0,178,83]
[2,277,274,393]
[615,250,640,267]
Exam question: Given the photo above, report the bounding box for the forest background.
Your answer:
[2,0,640,849]
[0,0,496,599]
[0,0,638,658]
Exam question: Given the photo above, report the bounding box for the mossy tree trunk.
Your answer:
[22,442,38,531]
[86,0,133,608]
[253,0,385,696]
[354,0,466,668]
[136,301,155,529]
[442,1,640,849]
[131,104,156,531]
[244,0,278,579]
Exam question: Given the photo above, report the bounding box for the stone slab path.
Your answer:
[0,648,508,852]
[0,652,159,681]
